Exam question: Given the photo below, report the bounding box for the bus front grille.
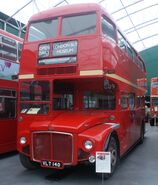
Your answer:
[32,132,73,164]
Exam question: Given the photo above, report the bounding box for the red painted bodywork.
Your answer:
[150,77,158,118]
[17,4,146,169]
[0,29,23,154]
[0,79,17,154]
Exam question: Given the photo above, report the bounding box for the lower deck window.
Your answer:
[0,97,16,119]
[0,44,17,61]
[121,95,128,109]
[83,92,115,110]
[151,97,158,106]
[53,94,73,110]
[20,81,50,101]
[53,81,74,110]
[129,94,135,110]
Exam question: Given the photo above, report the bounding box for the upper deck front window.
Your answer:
[28,19,58,42]
[61,13,97,36]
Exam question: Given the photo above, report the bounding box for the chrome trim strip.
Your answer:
[104,122,120,129]
[31,131,74,165]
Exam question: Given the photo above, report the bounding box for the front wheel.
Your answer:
[19,153,39,170]
[139,123,145,144]
[98,136,119,179]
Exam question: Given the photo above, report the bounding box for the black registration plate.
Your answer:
[41,160,63,169]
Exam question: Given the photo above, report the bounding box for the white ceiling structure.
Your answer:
[1,0,158,51]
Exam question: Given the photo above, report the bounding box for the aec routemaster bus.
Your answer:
[0,29,23,154]
[17,4,146,177]
[150,77,158,126]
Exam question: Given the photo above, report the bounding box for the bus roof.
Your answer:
[29,3,104,22]
[0,29,23,43]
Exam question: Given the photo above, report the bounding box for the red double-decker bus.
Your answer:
[0,29,23,154]
[150,77,158,126]
[17,4,146,177]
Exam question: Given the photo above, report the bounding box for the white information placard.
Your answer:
[96,152,111,173]
[27,108,40,114]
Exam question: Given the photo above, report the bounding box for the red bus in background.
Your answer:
[17,4,146,178]
[150,77,158,126]
[0,29,23,154]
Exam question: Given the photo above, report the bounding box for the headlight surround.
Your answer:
[84,140,93,150]
[20,136,26,145]
[38,43,50,58]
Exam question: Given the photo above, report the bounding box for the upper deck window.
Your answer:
[0,44,17,61]
[101,16,116,42]
[137,57,145,71]
[28,19,58,42]
[61,13,96,36]
[117,31,127,51]
[126,42,133,61]
[18,43,23,61]
[0,34,17,62]
[133,51,138,65]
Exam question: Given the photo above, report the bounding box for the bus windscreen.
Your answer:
[61,13,96,36]
[27,13,97,42]
[28,19,58,42]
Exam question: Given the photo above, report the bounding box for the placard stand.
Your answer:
[96,151,111,185]
[102,173,104,185]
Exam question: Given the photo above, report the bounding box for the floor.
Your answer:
[0,124,158,185]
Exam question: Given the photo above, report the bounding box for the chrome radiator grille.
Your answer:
[32,132,73,164]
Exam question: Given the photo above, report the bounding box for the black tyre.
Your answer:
[19,153,39,170]
[139,123,145,144]
[98,136,119,179]
[150,118,154,126]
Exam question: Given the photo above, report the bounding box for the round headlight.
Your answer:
[20,137,26,144]
[84,140,93,150]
